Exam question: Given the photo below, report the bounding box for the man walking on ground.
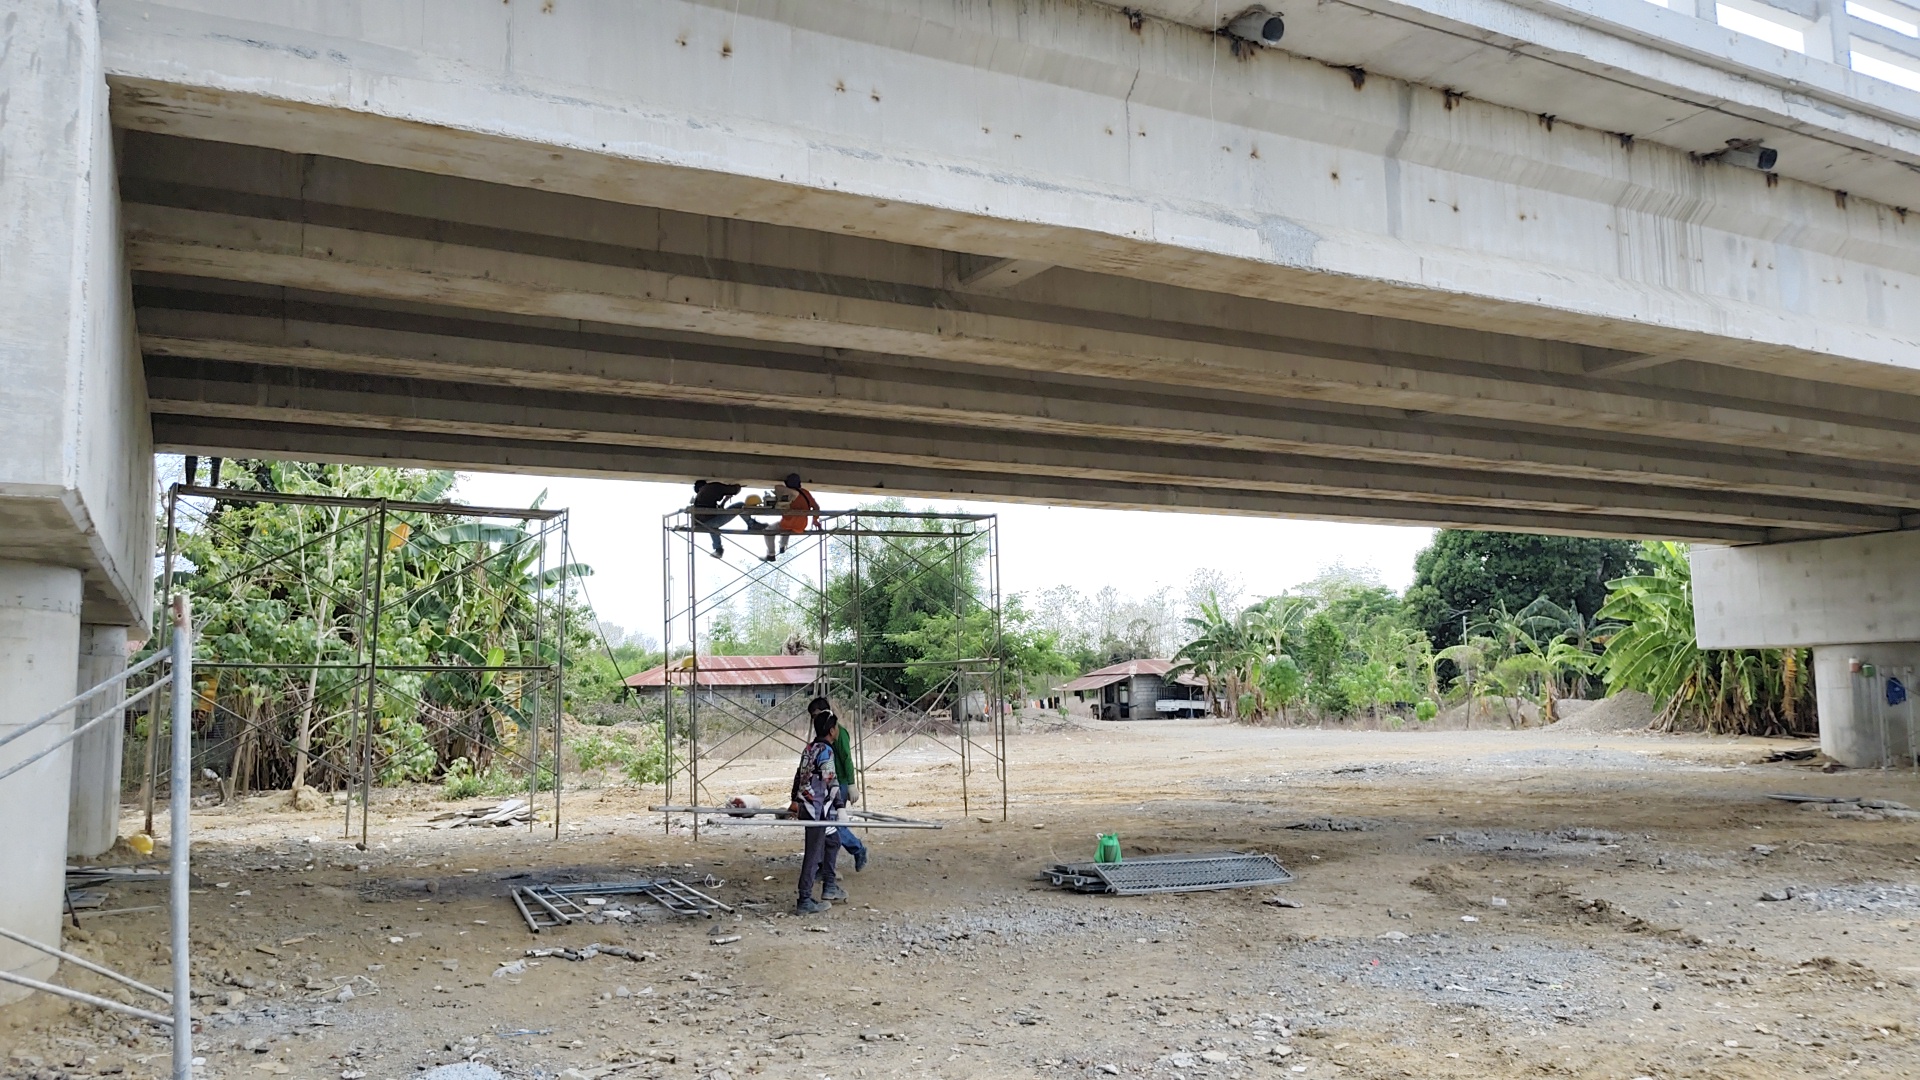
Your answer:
[689,480,742,558]
[808,696,869,872]
[790,709,846,915]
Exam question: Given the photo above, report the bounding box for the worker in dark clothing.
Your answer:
[807,696,869,872]
[689,480,742,558]
[790,709,846,914]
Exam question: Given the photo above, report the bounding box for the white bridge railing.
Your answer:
[1633,0,1920,90]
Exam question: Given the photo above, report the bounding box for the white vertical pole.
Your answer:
[168,594,193,1078]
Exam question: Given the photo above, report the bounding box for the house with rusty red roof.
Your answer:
[624,653,819,709]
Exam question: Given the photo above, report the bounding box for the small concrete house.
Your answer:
[625,654,819,710]
[1058,659,1206,721]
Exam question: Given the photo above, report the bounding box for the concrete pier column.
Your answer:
[68,624,130,858]
[1812,645,1920,770]
[1695,533,1920,769]
[0,562,85,1003]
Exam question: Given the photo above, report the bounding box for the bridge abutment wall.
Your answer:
[1695,532,1920,767]
[0,0,154,1004]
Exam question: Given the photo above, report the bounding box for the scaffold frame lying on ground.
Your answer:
[156,482,571,845]
[647,805,944,829]
[657,504,1008,834]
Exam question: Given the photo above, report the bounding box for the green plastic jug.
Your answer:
[1096,833,1122,864]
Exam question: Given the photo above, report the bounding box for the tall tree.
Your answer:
[1405,530,1641,652]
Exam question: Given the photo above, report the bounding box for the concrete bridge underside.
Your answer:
[100,0,1920,546]
[128,130,1920,544]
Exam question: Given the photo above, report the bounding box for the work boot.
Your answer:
[794,897,830,915]
[853,847,869,872]
[821,882,848,902]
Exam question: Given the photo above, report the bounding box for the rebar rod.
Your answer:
[361,504,387,850]
[147,488,181,837]
[0,969,173,1027]
[169,596,195,1079]
[0,926,172,1002]
[0,676,170,786]
[554,515,568,837]
[2,651,170,753]
[348,505,374,840]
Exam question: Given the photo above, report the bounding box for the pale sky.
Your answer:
[453,471,1435,641]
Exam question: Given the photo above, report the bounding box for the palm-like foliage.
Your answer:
[166,463,599,793]
[1598,541,1813,734]
[1169,593,1251,716]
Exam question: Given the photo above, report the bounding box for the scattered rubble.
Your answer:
[425,799,533,828]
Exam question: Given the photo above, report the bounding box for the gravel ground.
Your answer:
[10,722,1920,1080]
[1794,883,1920,915]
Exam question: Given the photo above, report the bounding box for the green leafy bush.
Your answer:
[439,753,556,798]
[566,727,665,786]
[441,756,482,800]
[377,717,439,785]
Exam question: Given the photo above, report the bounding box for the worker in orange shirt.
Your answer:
[764,472,822,562]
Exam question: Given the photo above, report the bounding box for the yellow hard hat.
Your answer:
[744,494,763,507]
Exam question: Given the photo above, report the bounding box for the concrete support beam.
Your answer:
[0,562,85,1004]
[144,355,1901,539]
[113,133,1920,441]
[1,0,155,632]
[0,0,153,1008]
[121,201,1920,468]
[68,625,130,858]
[97,0,1920,395]
[1583,352,1689,377]
[957,257,1053,292]
[130,302,1920,515]
[1812,645,1920,768]
[1693,530,1920,649]
[155,413,1752,541]
[1695,530,1920,768]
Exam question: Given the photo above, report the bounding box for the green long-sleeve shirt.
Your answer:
[831,726,857,787]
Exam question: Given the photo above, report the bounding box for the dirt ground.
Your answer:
[10,717,1920,1080]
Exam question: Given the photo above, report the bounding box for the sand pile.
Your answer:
[1551,690,1657,732]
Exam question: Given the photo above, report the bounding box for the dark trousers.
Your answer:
[798,811,842,900]
[692,509,736,554]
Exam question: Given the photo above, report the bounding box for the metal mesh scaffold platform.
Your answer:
[511,879,733,932]
[1042,852,1294,895]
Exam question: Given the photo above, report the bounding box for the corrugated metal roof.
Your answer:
[1057,658,1202,693]
[625,654,819,688]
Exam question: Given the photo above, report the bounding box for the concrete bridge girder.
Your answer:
[143,356,1906,539]
[121,198,1920,468]
[129,306,1920,514]
[99,0,1919,385]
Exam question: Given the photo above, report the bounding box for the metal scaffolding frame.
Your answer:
[659,506,1008,835]
[157,483,570,844]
